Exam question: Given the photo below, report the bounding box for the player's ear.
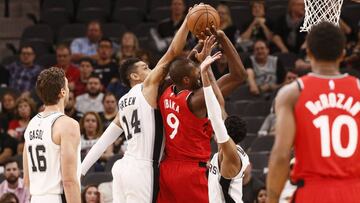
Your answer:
[59,88,66,98]
[306,47,314,60]
[129,72,139,81]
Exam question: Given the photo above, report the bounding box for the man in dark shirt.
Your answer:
[94,38,118,88]
[0,133,17,165]
[272,0,306,53]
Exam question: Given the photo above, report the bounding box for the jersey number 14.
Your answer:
[313,115,358,158]
[122,109,141,140]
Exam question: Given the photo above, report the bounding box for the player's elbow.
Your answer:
[62,178,79,189]
[269,148,291,166]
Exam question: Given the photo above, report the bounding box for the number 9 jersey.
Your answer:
[293,73,360,182]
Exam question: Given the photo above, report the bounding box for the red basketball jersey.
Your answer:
[293,73,360,182]
[159,85,213,162]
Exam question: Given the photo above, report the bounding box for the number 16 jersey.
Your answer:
[293,73,360,182]
[24,112,81,196]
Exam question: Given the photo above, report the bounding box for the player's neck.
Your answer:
[311,60,340,76]
[43,104,64,114]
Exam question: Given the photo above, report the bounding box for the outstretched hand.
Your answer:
[194,35,217,62]
[200,51,222,72]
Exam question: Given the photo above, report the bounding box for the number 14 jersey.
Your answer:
[118,84,163,162]
[293,73,360,182]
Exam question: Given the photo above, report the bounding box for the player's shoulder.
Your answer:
[54,115,79,129]
[275,81,301,106]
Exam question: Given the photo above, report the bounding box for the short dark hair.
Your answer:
[56,43,71,53]
[169,57,197,86]
[307,22,346,61]
[102,92,116,103]
[98,37,113,47]
[79,57,95,67]
[253,39,269,48]
[20,45,35,54]
[3,158,19,169]
[119,58,141,87]
[0,192,19,203]
[87,20,102,30]
[225,115,247,144]
[36,67,66,105]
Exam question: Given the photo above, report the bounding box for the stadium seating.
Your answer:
[243,101,272,117]
[248,136,275,153]
[112,7,144,29]
[57,23,87,43]
[248,151,270,170]
[243,117,265,134]
[102,23,127,43]
[240,133,257,151]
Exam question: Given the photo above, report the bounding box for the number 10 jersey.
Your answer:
[293,73,360,182]
[24,112,80,196]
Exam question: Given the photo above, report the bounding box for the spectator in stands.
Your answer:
[254,187,267,203]
[242,164,264,203]
[76,74,104,114]
[65,91,83,121]
[81,184,100,203]
[94,38,118,87]
[0,133,17,165]
[80,112,112,169]
[272,0,306,53]
[238,0,274,51]
[217,3,237,44]
[157,0,185,39]
[55,44,80,91]
[117,32,140,64]
[80,112,103,159]
[152,0,186,52]
[245,40,286,95]
[7,97,36,154]
[106,80,129,102]
[71,20,103,61]
[0,159,30,203]
[136,49,154,67]
[344,29,360,74]
[0,91,17,133]
[5,45,42,93]
[0,192,19,203]
[74,58,95,96]
[98,92,118,129]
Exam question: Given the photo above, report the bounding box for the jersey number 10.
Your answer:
[313,115,358,158]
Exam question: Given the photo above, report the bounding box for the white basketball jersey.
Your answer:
[118,84,163,163]
[24,112,81,196]
[208,145,250,203]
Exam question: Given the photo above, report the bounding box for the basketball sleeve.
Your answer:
[203,86,229,143]
[81,122,123,175]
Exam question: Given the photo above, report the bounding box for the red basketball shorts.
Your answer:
[293,179,360,203]
[157,159,209,203]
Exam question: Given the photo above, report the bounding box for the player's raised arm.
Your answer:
[57,117,81,203]
[200,54,242,178]
[81,114,123,176]
[143,6,192,89]
[266,82,299,203]
[210,26,248,97]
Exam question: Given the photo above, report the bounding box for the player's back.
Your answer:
[24,112,78,196]
[159,85,213,162]
[118,84,163,162]
[208,145,249,203]
[294,73,360,182]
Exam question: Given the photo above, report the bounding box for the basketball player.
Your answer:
[200,54,250,202]
[267,22,360,203]
[157,26,248,202]
[23,67,81,203]
[80,7,191,203]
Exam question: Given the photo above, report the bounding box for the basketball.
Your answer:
[187,4,220,37]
